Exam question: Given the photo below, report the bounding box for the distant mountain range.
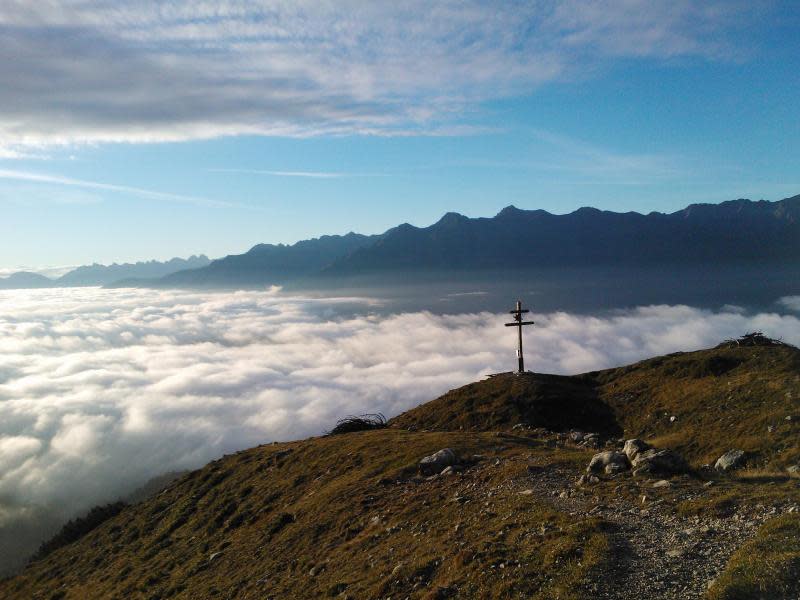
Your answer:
[0,256,210,290]
[132,195,800,289]
[3,196,798,291]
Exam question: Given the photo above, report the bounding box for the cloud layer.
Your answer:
[2,285,799,524]
[0,1,757,149]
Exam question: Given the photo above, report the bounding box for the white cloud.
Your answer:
[0,0,760,149]
[779,296,800,312]
[0,286,797,570]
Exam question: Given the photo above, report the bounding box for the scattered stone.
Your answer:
[666,548,683,558]
[652,480,672,488]
[714,450,747,472]
[577,474,600,486]
[587,450,630,474]
[209,551,223,563]
[518,489,534,496]
[419,448,457,475]
[788,465,800,475]
[768,425,776,433]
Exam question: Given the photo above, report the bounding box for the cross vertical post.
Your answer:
[505,299,535,373]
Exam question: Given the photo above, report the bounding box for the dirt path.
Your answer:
[519,462,778,599]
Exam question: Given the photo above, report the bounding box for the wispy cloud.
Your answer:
[210,168,388,179]
[0,169,231,208]
[0,1,763,148]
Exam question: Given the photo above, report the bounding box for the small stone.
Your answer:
[209,551,223,562]
[666,548,683,558]
[518,489,534,496]
[391,564,403,577]
[652,480,672,488]
[787,465,800,474]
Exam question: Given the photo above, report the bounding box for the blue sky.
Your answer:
[1,1,798,270]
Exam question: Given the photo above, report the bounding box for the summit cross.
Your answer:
[505,300,535,373]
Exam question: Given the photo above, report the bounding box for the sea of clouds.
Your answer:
[1,286,799,570]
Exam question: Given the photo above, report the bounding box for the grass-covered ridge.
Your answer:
[393,342,800,469]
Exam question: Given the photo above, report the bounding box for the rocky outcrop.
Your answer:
[586,440,689,478]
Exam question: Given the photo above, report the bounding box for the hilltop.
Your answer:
[2,340,799,599]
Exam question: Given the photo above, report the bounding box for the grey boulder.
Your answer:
[714,450,747,472]
[419,448,458,475]
[587,450,629,474]
[623,439,651,461]
[631,448,688,476]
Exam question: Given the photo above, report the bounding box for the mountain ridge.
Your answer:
[0,255,211,290]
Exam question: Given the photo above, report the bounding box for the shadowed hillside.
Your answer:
[2,341,799,599]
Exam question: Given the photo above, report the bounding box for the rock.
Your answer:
[623,439,651,461]
[631,448,688,476]
[209,551,223,562]
[652,479,672,488]
[787,465,800,475]
[518,489,534,495]
[419,448,457,475]
[587,450,629,474]
[569,431,585,443]
[605,462,627,475]
[714,450,746,472]
[577,474,600,486]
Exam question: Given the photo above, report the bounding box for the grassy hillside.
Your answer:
[2,340,798,599]
[2,432,609,600]
[394,342,800,469]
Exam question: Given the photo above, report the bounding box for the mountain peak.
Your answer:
[433,211,468,227]
[496,205,523,218]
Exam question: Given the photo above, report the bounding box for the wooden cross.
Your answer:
[505,300,535,373]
